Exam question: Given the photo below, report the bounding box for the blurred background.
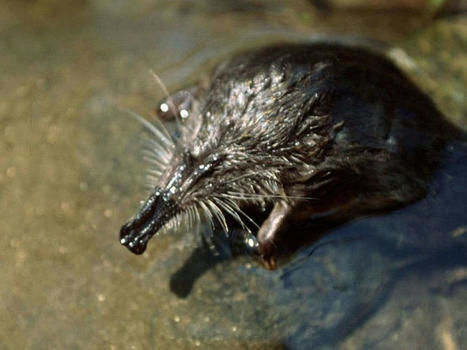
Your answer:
[0,0,466,349]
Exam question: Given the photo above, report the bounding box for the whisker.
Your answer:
[142,155,166,171]
[149,69,184,136]
[187,206,199,234]
[220,172,258,185]
[140,134,172,157]
[212,197,245,230]
[213,197,254,233]
[141,149,169,167]
[223,197,259,230]
[149,70,177,116]
[145,168,163,177]
[206,199,229,235]
[121,107,174,149]
[193,204,202,227]
[199,201,215,231]
[145,174,160,184]
[219,192,316,201]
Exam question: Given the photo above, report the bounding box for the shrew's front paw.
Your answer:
[258,239,279,270]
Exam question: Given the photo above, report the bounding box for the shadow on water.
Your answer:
[170,245,227,298]
[169,219,359,298]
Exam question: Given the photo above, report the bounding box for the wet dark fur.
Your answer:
[120,43,455,268]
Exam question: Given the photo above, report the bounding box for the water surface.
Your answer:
[1,1,466,349]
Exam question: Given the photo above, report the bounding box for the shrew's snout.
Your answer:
[119,188,176,255]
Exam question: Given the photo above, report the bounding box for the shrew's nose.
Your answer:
[119,189,175,255]
[119,220,149,254]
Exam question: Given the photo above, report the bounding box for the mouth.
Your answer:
[119,188,176,254]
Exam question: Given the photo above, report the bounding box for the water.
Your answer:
[1,1,466,349]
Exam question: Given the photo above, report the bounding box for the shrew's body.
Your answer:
[120,43,453,268]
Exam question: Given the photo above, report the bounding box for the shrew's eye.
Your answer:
[156,90,194,121]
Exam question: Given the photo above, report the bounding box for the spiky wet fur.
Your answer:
[123,43,450,255]
[137,58,336,240]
